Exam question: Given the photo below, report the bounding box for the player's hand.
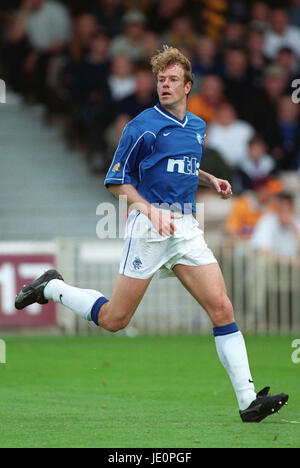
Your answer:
[149,207,183,237]
[211,177,233,200]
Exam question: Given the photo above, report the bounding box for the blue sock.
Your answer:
[90,296,109,326]
[213,322,239,337]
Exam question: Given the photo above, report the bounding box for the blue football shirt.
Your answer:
[104,103,206,213]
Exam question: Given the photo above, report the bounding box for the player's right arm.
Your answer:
[105,123,180,236]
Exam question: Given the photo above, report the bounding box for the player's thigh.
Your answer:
[173,263,234,325]
[107,273,153,323]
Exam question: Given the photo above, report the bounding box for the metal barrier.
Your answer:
[55,238,300,335]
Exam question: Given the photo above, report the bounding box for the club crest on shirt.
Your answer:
[133,257,143,270]
[112,162,121,172]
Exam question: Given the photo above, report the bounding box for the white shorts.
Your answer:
[119,209,218,279]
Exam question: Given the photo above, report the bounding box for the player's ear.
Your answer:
[185,80,192,96]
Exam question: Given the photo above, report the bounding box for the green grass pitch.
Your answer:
[0,334,299,448]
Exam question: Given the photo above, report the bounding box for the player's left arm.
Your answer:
[198,169,233,200]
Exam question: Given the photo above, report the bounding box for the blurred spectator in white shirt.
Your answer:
[251,192,300,260]
[264,7,300,59]
[206,102,255,168]
[108,54,136,102]
[10,0,72,52]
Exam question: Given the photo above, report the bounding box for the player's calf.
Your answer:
[91,274,152,331]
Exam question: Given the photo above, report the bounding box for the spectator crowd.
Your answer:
[1,0,300,259]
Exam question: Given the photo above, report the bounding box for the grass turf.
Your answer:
[0,334,299,448]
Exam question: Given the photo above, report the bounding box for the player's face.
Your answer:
[157,64,191,109]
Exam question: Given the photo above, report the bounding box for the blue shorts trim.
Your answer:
[122,212,141,275]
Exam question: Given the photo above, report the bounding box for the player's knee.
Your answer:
[211,295,234,326]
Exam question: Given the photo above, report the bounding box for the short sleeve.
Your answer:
[104,124,153,188]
